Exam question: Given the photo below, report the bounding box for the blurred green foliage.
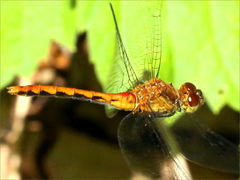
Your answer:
[1,1,76,87]
[1,1,239,113]
[164,1,239,113]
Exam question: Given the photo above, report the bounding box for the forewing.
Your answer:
[171,112,239,174]
[106,2,163,95]
[118,113,192,179]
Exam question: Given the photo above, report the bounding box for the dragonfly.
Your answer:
[8,3,239,179]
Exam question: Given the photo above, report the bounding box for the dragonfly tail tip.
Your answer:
[7,86,19,95]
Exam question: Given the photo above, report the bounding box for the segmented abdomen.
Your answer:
[7,85,136,111]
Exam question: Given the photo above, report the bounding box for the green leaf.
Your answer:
[1,1,76,88]
[164,1,239,113]
[2,1,239,114]
[210,1,240,111]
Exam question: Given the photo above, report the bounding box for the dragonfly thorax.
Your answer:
[131,78,180,116]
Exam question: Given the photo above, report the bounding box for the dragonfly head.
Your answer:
[178,82,204,112]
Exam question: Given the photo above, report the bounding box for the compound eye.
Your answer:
[184,82,196,92]
[188,94,199,106]
[196,89,203,97]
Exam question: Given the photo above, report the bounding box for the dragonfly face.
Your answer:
[178,82,204,113]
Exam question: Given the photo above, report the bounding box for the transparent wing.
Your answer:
[106,2,163,94]
[106,3,140,95]
[118,113,192,179]
[171,112,240,174]
[118,112,239,179]
[145,5,163,80]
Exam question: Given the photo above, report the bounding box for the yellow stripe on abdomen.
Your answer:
[7,85,136,111]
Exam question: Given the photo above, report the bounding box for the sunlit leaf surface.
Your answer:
[1,1,239,113]
[1,1,76,87]
[164,1,239,112]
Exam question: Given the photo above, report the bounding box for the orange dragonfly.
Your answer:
[8,3,239,179]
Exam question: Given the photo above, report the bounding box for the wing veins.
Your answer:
[110,3,139,87]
